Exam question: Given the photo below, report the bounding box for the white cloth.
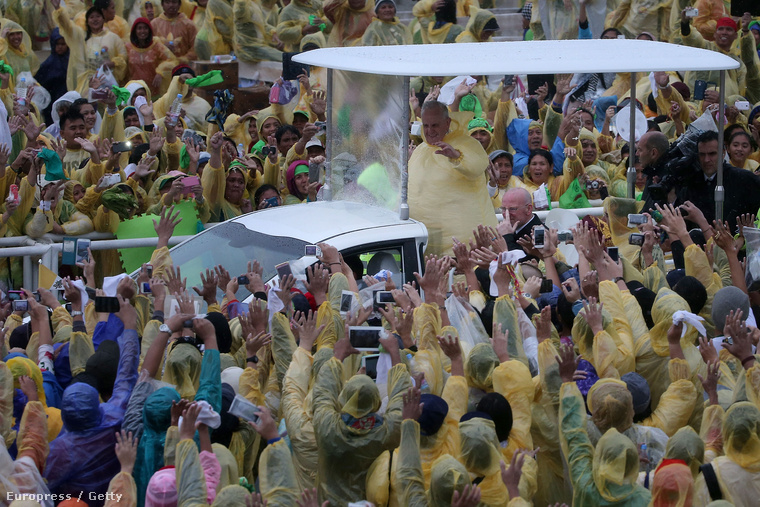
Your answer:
[0,98,12,149]
[71,278,90,309]
[178,400,221,429]
[672,310,707,338]
[102,273,130,297]
[439,76,477,106]
[488,250,526,297]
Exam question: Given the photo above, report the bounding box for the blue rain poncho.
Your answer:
[43,328,139,506]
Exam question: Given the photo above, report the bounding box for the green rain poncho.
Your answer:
[312,356,412,505]
[559,382,652,506]
[233,0,283,63]
[134,387,181,507]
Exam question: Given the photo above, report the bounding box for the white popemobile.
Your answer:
[163,39,738,296]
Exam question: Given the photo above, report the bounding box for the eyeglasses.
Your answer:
[503,204,530,213]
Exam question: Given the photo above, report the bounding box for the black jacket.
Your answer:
[503,213,543,253]
[677,163,760,233]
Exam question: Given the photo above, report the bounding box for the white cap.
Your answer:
[305,138,324,149]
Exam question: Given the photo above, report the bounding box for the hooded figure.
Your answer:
[276,0,333,52]
[44,91,82,139]
[284,160,311,204]
[650,462,694,507]
[125,18,176,96]
[560,381,651,507]
[396,419,476,507]
[35,28,69,124]
[694,402,760,506]
[360,0,411,46]
[133,386,181,507]
[162,343,202,400]
[6,356,63,442]
[458,417,511,504]
[455,9,498,43]
[44,326,139,505]
[585,379,669,473]
[312,353,412,505]
[232,0,283,63]
[0,21,39,75]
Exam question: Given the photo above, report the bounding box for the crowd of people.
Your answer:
[0,0,759,505]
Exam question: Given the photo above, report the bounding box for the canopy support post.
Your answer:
[715,69,726,222]
[324,68,334,202]
[626,72,637,199]
[400,76,410,220]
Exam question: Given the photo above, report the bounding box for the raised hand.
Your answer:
[581,296,604,335]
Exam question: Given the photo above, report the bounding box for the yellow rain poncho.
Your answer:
[585,378,670,473]
[276,0,332,52]
[560,382,652,506]
[458,418,510,506]
[0,21,39,75]
[455,9,496,43]
[281,346,325,490]
[572,305,625,380]
[412,0,477,19]
[0,400,49,500]
[53,6,128,96]
[324,0,375,47]
[259,438,300,505]
[694,402,760,506]
[312,356,411,505]
[518,143,584,202]
[6,357,62,442]
[650,462,694,507]
[664,426,705,479]
[465,343,500,392]
[607,0,671,41]
[396,419,472,507]
[232,0,283,63]
[104,472,137,507]
[408,110,496,256]
[367,373,469,503]
[202,161,248,223]
[681,25,748,101]
[152,11,198,61]
[529,0,578,40]
[161,343,202,399]
[361,16,411,46]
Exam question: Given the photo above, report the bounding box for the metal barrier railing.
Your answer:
[1,204,608,289]
[0,233,194,290]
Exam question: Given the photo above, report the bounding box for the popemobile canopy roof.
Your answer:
[293,39,740,76]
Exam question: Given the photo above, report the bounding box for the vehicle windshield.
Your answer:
[169,222,308,298]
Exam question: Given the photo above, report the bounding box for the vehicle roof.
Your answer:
[228,200,427,243]
[293,39,740,76]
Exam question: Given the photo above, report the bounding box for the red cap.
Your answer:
[715,17,737,31]
[132,16,151,28]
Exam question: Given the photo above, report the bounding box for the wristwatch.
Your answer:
[247,355,259,364]
[159,323,171,334]
[70,311,83,317]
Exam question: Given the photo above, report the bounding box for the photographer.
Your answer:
[677,130,760,232]
[636,131,672,212]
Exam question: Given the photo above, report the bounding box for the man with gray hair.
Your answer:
[500,187,543,253]
[408,101,497,256]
